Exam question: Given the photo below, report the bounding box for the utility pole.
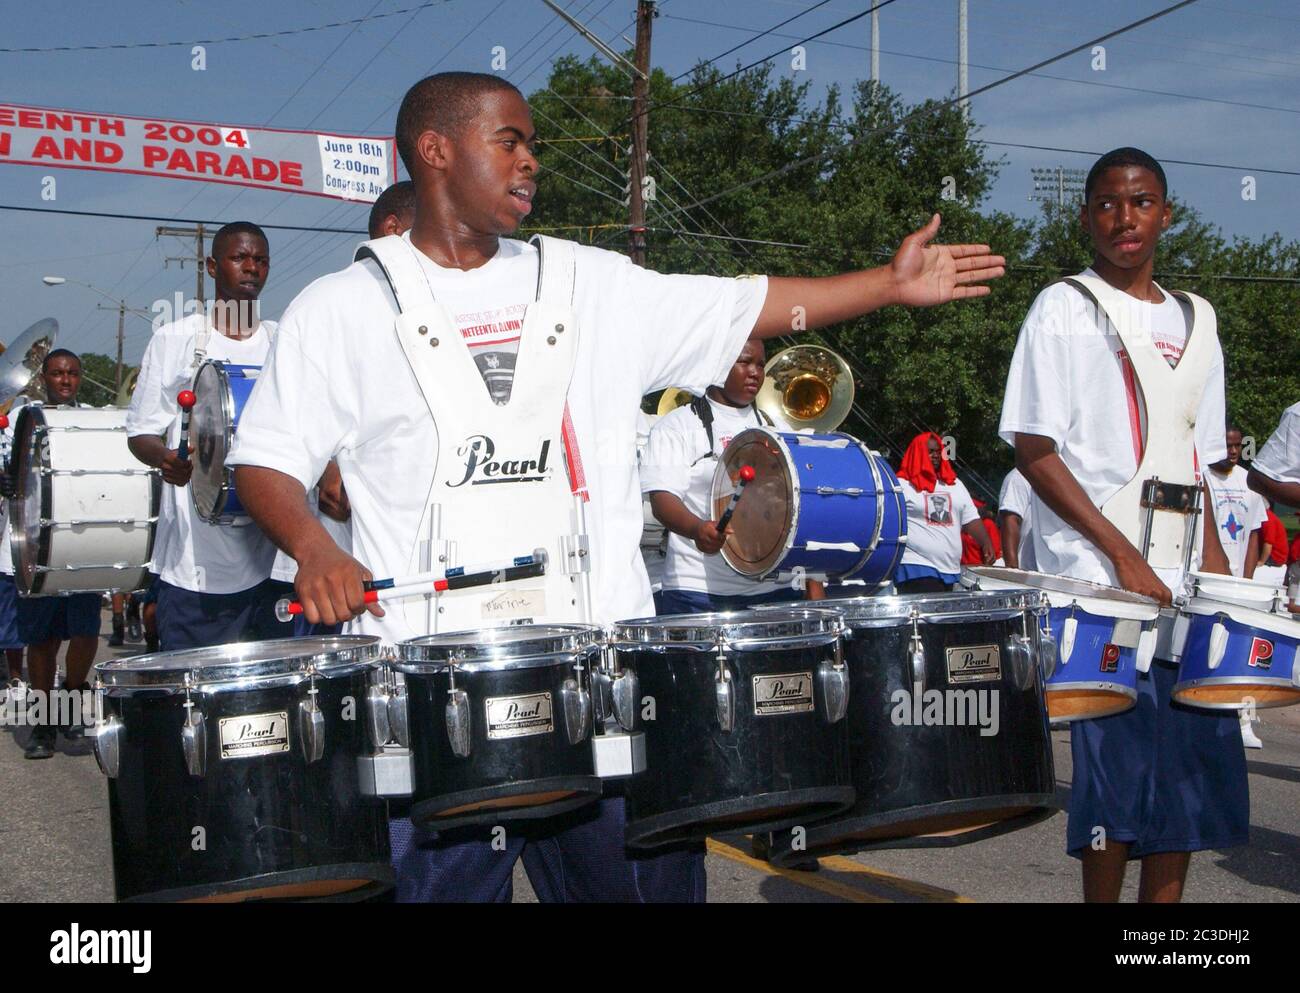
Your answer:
[155,224,206,307]
[628,0,655,267]
[93,300,151,391]
[958,0,969,113]
[870,2,880,83]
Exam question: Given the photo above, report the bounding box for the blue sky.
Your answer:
[2,0,1297,363]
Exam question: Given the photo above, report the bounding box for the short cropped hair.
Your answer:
[1085,147,1168,201]
[211,221,269,258]
[41,347,80,373]
[395,72,523,176]
[368,181,416,238]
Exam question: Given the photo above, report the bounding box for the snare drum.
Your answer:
[712,427,906,585]
[9,405,159,595]
[93,637,392,903]
[612,608,853,848]
[763,591,1056,865]
[394,625,605,830]
[190,360,259,525]
[1173,572,1300,710]
[967,567,1161,721]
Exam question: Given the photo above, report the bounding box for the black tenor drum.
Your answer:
[764,591,1056,866]
[612,608,854,848]
[395,625,605,830]
[93,637,393,903]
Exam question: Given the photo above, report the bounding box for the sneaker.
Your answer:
[2,678,26,724]
[126,614,143,642]
[24,725,56,759]
[1241,720,1263,750]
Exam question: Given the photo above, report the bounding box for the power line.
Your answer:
[649,0,1209,223]
[0,2,453,53]
[0,203,365,234]
[670,0,838,82]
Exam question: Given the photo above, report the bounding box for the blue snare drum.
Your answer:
[190,360,260,525]
[1173,572,1300,710]
[712,428,907,585]
[967,567,1161,721]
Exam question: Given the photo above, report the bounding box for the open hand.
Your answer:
[890,213,1006,307]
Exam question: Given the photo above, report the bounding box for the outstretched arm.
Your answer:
[752,214,1005,337]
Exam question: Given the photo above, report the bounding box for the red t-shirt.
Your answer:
[961,517,1003,564]
[1261,510,1288,566]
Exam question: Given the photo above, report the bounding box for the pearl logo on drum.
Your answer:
[218,711,290,759]
[944,644,1001,684]
[1247,637,1273,669]
[485,691,554,739]
[447,434,552,487]
[1099,644,1121,673]
[752,672,815,716]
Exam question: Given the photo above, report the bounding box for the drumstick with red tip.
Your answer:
[716,465,755,533]
[176,390,196,461]
[274,548,549,623]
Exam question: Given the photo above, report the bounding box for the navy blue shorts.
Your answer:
[1067,658,1250,859]
[389,796,705,903]
[140,574,160,607]
[653,587,805,615]
[16,591,102,644]
[0,575,22,650]
[156,579,286,652]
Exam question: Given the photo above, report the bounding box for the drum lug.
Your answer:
[817,650,849,725]
[1038,626,1057,681]
[1059,613,1079,665]
[1135,627,1158,674]
[1208,619,1229,671]
[366,682,392,749]
[299,679,325,764]
[611,667,640,732]
[93,713,122,779]
[714,638,735,732]
[908,611,926,689]
[561,660,592,745]
[181,688,206,778]
[387,679,410,748]
[445,666,472,758]
[590,667,613,726]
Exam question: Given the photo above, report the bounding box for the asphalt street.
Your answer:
[2,621,1297,904]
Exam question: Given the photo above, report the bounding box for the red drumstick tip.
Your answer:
[177,390,196,410]
[738,465,755,482]
[0,415,8,430]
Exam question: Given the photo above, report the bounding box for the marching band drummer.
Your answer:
[5,351,104,758]
[264,184,417,637]
[998,466,1035,570]
[895,431,994,593]
[641,338,817,614]
[125,222,280,651]
[226,71,1004,904]
[1000,147,1242,904]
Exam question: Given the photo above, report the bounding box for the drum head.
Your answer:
[96,635,381,691]
[190,361,232,523]
[9,404,48,590]
[614,606,842,649]
[396,623,604,672]
[712,428,793,577]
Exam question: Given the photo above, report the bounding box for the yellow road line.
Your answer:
[706,838,889,903]
[814,853,975,903]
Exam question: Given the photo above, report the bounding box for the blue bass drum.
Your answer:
[1173,572,1300,711]
[711,428,906,585]
[966,567,1161,722]
[190,360,260,525]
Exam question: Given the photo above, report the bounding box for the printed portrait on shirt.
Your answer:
[927,492,953,525]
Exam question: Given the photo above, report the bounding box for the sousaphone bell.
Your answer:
[756,344,854,433]
[0,317,58,408]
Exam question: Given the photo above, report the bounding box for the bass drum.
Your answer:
[93,636,393,903]
[10,404,159,595]
[762,590,1056,866]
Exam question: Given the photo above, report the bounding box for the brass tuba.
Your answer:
[756,344,854,432]
[655,387,695,416]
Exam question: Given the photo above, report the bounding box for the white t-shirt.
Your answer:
[410,235,533,405]
[997,467,1035,570]
[0,398,21,577]
[999,271,1226,589]
[125,314,278,594]
[1254,402,1300,485]
[1202,463,1266,578]
[640,397,788,596]
[899,477,979,576]
[226,238,766,641]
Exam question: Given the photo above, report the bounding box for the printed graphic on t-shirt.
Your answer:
[450,302,527,404]
[927,492,953,525]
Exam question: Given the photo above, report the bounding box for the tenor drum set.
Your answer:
[1,328,1295,901]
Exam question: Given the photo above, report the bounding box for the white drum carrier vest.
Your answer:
[1063,274,1218,572]
[355,235,592,634]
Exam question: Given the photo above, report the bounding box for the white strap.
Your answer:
[530,234,577,306]
[354,235,436,314]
